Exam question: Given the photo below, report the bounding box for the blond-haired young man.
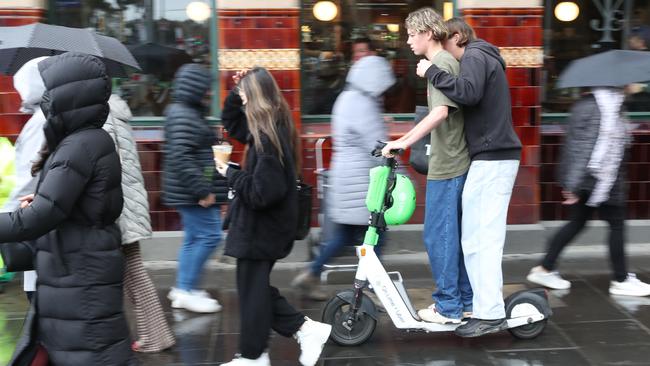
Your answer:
[417,17,522,337]
[382,7,472,325]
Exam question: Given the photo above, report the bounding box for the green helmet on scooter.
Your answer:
[384,174,416,225]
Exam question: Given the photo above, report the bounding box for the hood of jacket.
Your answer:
[345,55,396,97]
[466,39,507,70]
[108,94,132,123]
[171,63,211,106]
[38,52,111,151]
[13,56,49,113]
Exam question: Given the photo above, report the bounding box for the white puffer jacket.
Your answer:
[104,94,153,244]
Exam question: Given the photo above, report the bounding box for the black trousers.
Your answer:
[236,258,305,359]
[541,200,627,282]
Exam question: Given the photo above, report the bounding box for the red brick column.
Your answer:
[0,4,45,141]
[459,1,543,224]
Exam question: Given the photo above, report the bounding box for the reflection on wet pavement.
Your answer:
[2,255,650,365]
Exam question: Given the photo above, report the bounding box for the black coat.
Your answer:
[221,90,298,260]
[558,95,627,206]
[162,64,228,206]
[0,53,134,366]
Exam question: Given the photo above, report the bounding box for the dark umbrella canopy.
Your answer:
[128,43,193,80]
[0,23,140,77]
[556,50,650,89]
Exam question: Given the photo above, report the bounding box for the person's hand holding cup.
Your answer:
[213,143,233,177]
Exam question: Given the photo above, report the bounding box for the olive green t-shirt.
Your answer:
[426,50,470,180]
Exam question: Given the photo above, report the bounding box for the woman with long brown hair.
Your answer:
[218,67,331,366]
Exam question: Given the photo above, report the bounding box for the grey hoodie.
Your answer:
[425,39,521,161]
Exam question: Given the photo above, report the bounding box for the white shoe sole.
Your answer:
[609,288,650,297]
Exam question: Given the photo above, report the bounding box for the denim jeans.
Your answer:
[310,223,384,275]
[424,174,472,319]
[176,205,223,291]
[461,160,519,319]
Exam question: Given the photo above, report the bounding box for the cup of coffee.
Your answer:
[212,144,233,165]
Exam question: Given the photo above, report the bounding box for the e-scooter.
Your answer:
[321,144,552,346]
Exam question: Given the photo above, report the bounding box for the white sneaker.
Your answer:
[294,317,332,366]
[417,304,461,324]
[171,292,222,313]
[168,287,213,301]
[526,266,571,290]
[609,273,650,297]
[221,352,271,366]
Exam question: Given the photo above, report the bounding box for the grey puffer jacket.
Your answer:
[558,94,628,206]
[328,56,395,225]
[104,94,153,245]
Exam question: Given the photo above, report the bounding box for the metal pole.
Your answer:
[622,0,634,49]
[209,0,220,117]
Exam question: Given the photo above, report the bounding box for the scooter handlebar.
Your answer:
[371,141,403,157]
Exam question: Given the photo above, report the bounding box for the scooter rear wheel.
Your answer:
[506,293,548,339]
[322,295,377,346]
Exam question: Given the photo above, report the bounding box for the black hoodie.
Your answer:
[424,39,522,161]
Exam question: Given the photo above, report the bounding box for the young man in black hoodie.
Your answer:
[416,18,522,338]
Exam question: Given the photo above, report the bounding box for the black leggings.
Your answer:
[541,200,627,282]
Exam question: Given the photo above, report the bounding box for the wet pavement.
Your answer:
[2,252,650,365]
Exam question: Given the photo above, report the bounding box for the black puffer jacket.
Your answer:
[0,53,134,365]
[162,64,228,206]
[221,90,298,260]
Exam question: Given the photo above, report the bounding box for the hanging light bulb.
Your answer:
[554,2,579,22]
[313,1,338,22]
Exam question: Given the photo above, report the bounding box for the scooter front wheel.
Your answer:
[322,295,377,346]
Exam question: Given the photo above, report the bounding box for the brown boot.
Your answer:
[291,269,319,290]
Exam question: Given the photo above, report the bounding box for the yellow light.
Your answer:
[387,24,399,33]
[313,1,338,22]
[554,2,579,22]
[360,247,366,257]
[186,1,211,23]
[443,2,454,21]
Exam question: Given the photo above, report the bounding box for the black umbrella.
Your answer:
[556,49,650,89]
[0,23,140,77]
[128,43,193,80]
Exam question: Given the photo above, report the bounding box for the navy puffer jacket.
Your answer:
[0,53,134,366]
[162,64,228,206]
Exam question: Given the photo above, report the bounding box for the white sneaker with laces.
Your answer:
[221,352,271,366]
[171,292,222,313]
[417,304,461,324]
[294,317,332,366]
[526,266,571,290]
[609,273,650,297]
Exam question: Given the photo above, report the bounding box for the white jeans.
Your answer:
[461,160,519,319]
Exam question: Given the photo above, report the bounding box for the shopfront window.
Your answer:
[543,0,650,113]
[301,0,449,116]
[49,0,211,116]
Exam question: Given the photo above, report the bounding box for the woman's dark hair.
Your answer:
[445,17,476,48]
[31,142,49,177]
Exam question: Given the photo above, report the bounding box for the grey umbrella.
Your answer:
[556,49,650,89]
[0,23,140,76]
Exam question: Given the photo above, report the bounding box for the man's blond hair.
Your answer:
[405,7,448,42]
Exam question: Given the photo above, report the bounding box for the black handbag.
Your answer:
[295,181,313,240]
[408,106,431,175]
[0,241,35,273]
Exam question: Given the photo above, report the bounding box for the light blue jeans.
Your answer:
[462,160,519,319]
[176,205,223,291]
[424,173,472,319]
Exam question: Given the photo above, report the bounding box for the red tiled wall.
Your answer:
[0,8,44,141]
[541,124,650,220]
[462,8,544,224]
